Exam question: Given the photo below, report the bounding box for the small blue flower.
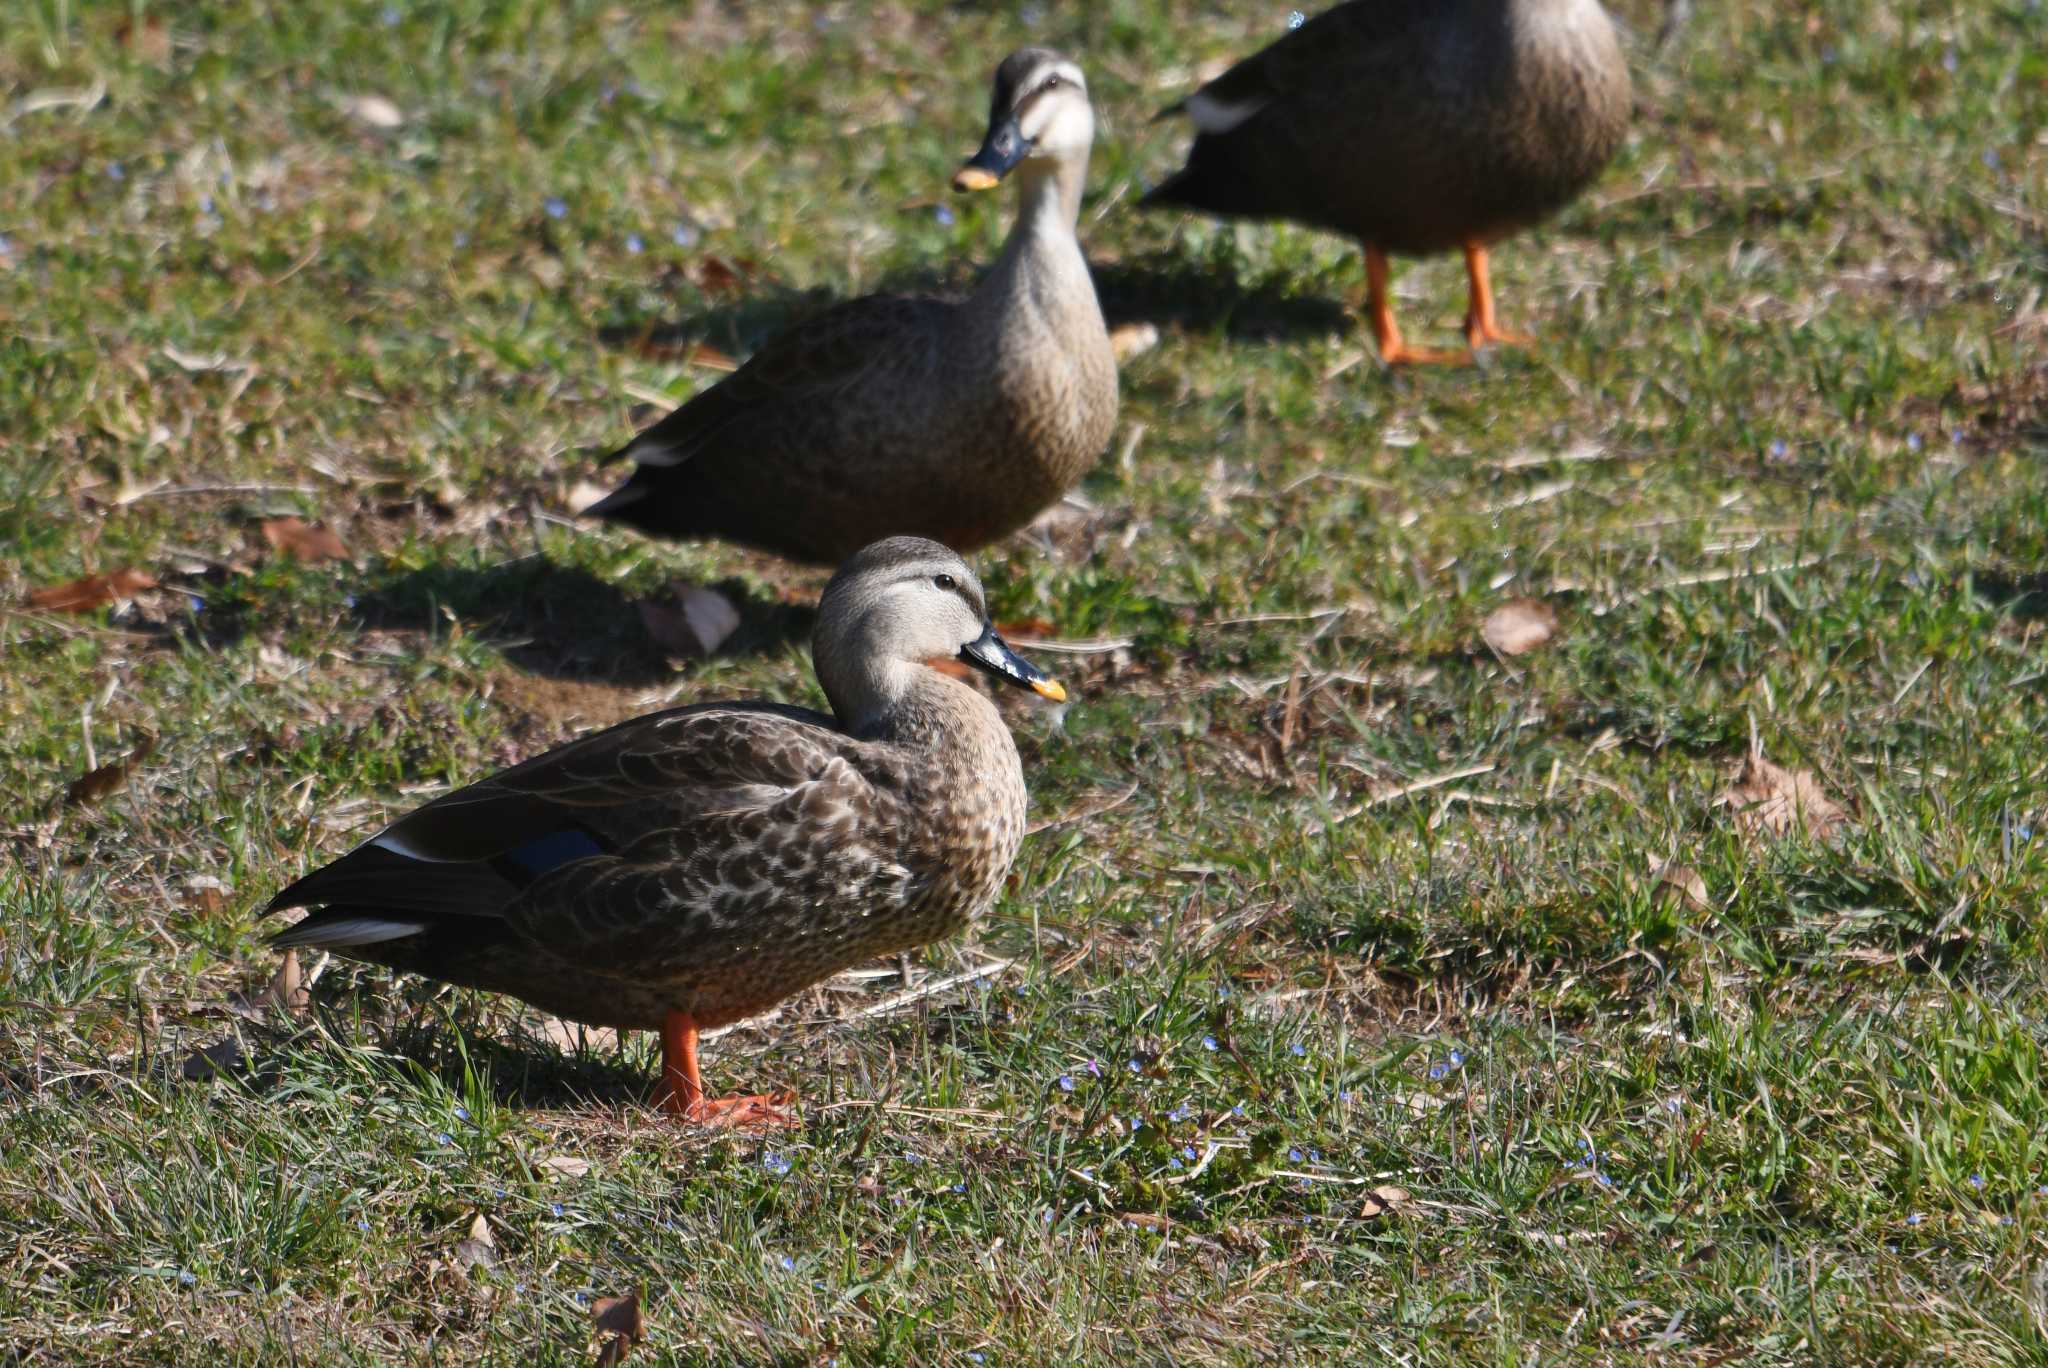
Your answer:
[1288,1148,1304,1163]
[952,1182,966,1193]
[381,5,402,25]
[1596,1172,1613,1187]
[0,234,12,256]
[1984,149,2001,170]
[1215,988,1230,1001]
[107,162,126,182]
[1058,1074,1075,1093]
[574,1291,590,1305]
[1231,1102,1244,1117]
[968,1355,985,1365]
[671,222,699,247]
[177,1268,196,1285]
[453,231,469,248]
[1084,1059,1101,1077]
[1970,1173,1986,1191]
[434,1131,454,1146]
[1019,3,1044,26]
[356,1217,370,1231]
[1308,1148,1322,1164]
[1168,1157,1182,1170]
[1942,47,1958,73]
[2037,1185,2048,1197]
[2001,1215,2015,1226]
[1768,439,1789,460]
[186,595,205,613]
[1182,1145,1197,1160]
[903,1151,923,1164]
[1906,432,1923,452]
[550,1202,564,1218]
[544,197,567,220]
[1338,1090,1352,1103]
[1127,1058,1142,1074]
[453,1105,469,1121]
[625,233,644,254]
[1129,1116,1142,1131]
[1447,1049,1464,1068]
[199,194,214,214]
[1664,1097,1682,1114]
[1041,1208,1053,1224]
[1290,1042,1307,1058]
[778,1254,796,1272]
[762,1151,792,1176]
[934,204,955,227]
[1907,1212,1922,1226]
[1288,9,1306,28]
[1201,1035,1218,1052]
[1428,1063,1447,1081]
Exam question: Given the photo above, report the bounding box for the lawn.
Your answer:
[3,0,2046,1361]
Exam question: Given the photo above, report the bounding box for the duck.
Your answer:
[1142,0,1631,366]
[586,49,1118,564]
[264,537,1065,1125]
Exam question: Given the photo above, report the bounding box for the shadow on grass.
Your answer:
[589,246,1352,373]
[355,558,815,686]
[1970,569,2048,622]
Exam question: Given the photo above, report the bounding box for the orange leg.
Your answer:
[1365,245,1468,367]
[656,1010,797,1128]
[1461,242,1533,352]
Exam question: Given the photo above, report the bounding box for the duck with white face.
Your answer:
[953,50,1096,199]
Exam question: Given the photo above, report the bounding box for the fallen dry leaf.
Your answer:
[1359,1185,1411,1219]
[684,342,738,372]
[591,1288,646,1366]
[1110,321,1160,362]
[1649,860,1710,912]
[565,480,614,516]
[693,255,754,295]
[1721,754,1847,840]
[638,585,740,658]
[340,93,405,129]
[1481,598,1559,657]
[261,516,349,564]
[1118,1211,1174,1231]
[26,567,159,613]
[540,1154,591,1180]
[453,1212,497,1271]
[64,730,157,808]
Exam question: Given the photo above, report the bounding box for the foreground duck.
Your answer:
[267,538,1063,1124]
[1143,0,1631,365]
[587,49,1117,563]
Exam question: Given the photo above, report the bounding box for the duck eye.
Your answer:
[933,573,958,592]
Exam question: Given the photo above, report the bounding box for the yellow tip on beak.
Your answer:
[1032,678,1067,703]
[952,165,1000,193]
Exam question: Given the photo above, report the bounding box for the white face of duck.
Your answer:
[953,50,1094,192]
[815,538,1064,722]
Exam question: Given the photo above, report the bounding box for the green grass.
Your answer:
[4,0,2047,1360]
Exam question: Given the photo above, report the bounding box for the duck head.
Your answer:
[953,49,1094,193]
[814,537,1064,729]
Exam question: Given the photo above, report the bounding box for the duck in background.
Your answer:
[589,49,1117,562]
[1144,0,1631,366]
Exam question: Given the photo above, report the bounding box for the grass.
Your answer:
[3,0,2046,1360]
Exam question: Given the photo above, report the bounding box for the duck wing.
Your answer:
[265,702,904,953]
[592,294,950,484]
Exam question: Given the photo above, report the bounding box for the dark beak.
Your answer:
[953,112,1031,192]
[958,622,1066,702]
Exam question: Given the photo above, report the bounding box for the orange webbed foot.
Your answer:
[662,1088,799,1129]
[1465,318,1534,353]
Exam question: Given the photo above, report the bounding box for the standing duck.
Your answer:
[265,538,1064,1125]
[587,49,1117,563]
[1142,0,1631,366]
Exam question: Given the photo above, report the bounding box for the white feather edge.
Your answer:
[1185,90,1268,135]
[271,915,427,948]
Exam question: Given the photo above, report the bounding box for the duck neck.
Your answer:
[841,663,995,747]
[975,155,1090,311]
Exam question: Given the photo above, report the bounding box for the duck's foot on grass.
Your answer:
[662,1088,800,1129]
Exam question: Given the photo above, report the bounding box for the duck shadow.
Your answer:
[355,559,815,686]
[592,248,1349,367]
[1092,251,1354,342]
[1969,569,2048,622]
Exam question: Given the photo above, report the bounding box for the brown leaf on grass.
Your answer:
[1721,755,1847,840]
[591,1288,646,1366]
[1109,321,1160,362]
[1118,1211,1174,1231]
[681,342,737,371]
[540,1154,591,1180]
[1359,1185,1411,1219]
[64,731,157,808]
[453,1213,497,1271]
[638,585,740,658]
[269,947,311,1015]
[1649,860,1710,912]
[26,568,159,613]
[692,256,754,295]
[261,516,349,563]
[115,15,172,65]
[1481,598,1559,657]
[565,480,615,515]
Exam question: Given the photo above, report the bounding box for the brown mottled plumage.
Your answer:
[266,538,1064,1123]
[588,49,1117,563]
[1143,0,1631,364]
